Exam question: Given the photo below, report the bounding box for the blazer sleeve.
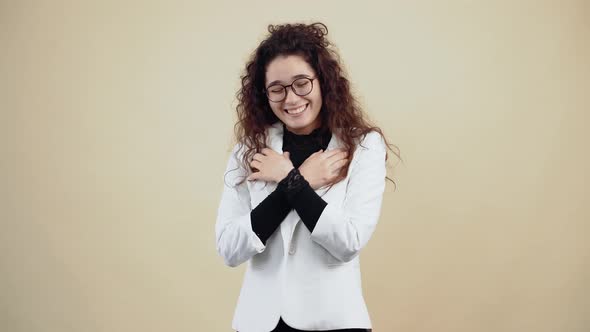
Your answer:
[310,131,387,263]
[215,143,266,267]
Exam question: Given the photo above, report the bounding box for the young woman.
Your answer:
[216,22,399,332]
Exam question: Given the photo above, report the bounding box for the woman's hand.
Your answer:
[299,148,349,190]
[247,148,294,183]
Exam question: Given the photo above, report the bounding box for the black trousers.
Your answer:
[239,317,371,332]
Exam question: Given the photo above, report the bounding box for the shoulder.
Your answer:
[231,142,245,156]
[357,130,386,152]
[223,141,248,172]
[224,143,248,187]
[229,122,279,160]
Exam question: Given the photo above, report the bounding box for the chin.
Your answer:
[273,106,321,134]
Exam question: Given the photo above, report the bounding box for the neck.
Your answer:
[284,121,322,136]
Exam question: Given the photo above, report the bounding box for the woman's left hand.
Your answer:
[247,148,294,183]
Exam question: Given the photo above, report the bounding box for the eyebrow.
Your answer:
[266,74,312,88]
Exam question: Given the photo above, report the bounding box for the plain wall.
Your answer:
[1,1,589,331]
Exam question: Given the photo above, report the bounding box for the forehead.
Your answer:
[265,55,315,83]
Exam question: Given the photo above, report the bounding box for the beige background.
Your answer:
[2,0,589,331]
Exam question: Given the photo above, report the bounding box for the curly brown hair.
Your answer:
[231,22,401,189]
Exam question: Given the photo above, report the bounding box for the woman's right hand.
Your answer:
[298,148,349,190]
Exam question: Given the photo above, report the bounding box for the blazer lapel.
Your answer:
[262,121,283,196]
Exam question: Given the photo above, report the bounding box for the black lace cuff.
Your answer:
[277,167,327,233]
[277,168,309,202]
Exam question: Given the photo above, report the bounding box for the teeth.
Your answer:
[286,104,307,115]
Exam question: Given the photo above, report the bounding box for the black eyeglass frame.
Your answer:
[264,77,317,102]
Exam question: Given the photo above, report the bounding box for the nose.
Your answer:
[284,87,300,104]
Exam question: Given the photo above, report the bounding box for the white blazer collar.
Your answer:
[266,121,342,153]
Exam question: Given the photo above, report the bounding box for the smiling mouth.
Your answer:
[284,103,308,115]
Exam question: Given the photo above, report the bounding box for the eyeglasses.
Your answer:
[264,77,316,102]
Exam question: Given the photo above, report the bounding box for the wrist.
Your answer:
[297,167,306,180]
[277,168,310,202]
[297,168,316,190]
[278,166,295,182]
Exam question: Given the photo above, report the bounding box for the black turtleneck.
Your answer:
[250,124,331,245]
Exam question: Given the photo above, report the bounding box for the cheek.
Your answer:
[314,85,323,103]
[311,93,322,109]
[270,103,283,116]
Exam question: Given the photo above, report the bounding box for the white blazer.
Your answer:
[216,121,386,332]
